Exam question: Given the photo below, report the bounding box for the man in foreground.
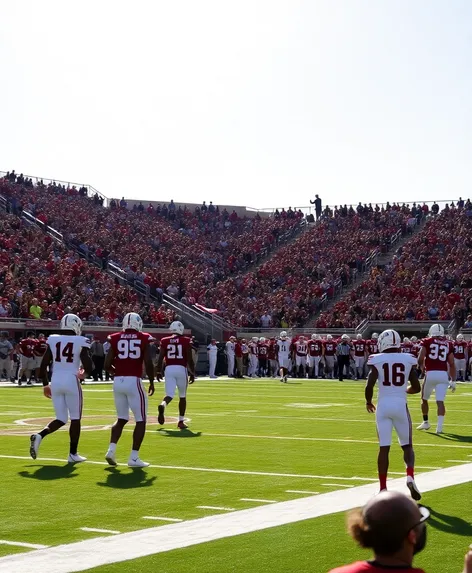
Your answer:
[30,314,93,462]
[104,312,155,468]
[365,329,421,499]
[156,321,195,430]
[328,491,429,572]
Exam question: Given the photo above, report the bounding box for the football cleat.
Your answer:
[416,421,431,430]
[128,457,150,467]
[406,477,422,501]
[157,404,165,425]
[29,434,42,460]
[283,375,288,383]
[105,451,117,466]
[177,421,188,430]
[68,453,87,463]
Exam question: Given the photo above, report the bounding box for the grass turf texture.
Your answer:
[0,379,471,572]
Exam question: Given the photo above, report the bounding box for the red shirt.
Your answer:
[453,341,468,359]
[421,337,452,372]
[160,335,192,367]
[235,342,243,358]
[109,330,152,377]
[19,338,37,358]
[308,340,322,357]
[329,561,425,573]
[34,339,48,357]
[323,341,336,356]
[267,342,277,360]
[258,343,269,358]
[400,342,413,354]
[367,340,379,354]
[353,340,367,357]
[295,340,308,356]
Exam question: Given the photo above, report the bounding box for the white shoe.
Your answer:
[128,457,150,467]
[105,451,117,466]
[436,428,443,434]
[406,476,421,501]
[29,434,42,460]
[416,421,431,430]
[210,376,218,379]
[68,453,87,463]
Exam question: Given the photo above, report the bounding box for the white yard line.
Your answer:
[0,464,470,573]
[446,459,471,464]
[0,540,48,550]
[80,528,120,535]
[321,483,353,488]
[416,466,442,470]
[0,455,376,481]
[142,516,183,522]
[197,506,235,511]
[240,498,278,504]
[286,490,319,495]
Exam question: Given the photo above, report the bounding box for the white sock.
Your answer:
[108,443,117,454]
[437,416,444,432]
[179,416,185,421]
[160,401,167,408]
[130,449,139,459]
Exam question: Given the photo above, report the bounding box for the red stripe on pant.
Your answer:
[76,377,83,419]
[406,404,412,446]
[136,377,146,421]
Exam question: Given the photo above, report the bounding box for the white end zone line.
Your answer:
[0,540,48,550]
[80,528,120,535]
[0,463,470,573]
[142,516,183,522]
[321,483,353,488]
[240,498,278,504]
[197,506,235,511]
[286,490,319,495]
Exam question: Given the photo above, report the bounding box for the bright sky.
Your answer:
[1,0,471,210]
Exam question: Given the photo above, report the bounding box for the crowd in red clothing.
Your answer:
[0,211,177,325]
[317,202,472,329]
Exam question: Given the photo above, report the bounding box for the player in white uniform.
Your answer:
[276,331,291,383]
[29,314,93,463]
[365,329,421,500]
[225,336,236,377]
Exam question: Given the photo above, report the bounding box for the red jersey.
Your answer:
[267,342,277,360]
[329,561,425,573]
[109,330,153,377]
[367,340,379,355]
[160,334,192,368]
[258,343,269,358]
[308,340,322,357]
[248,341,259,355]
[34,339,48,357]
[295,340,308,356]
[323,341,336,356]
[411,343,421,357]
[353,340,367,357]
[400,342,413,354]
[421,337,452,372]
[19,338,37,358]
[453,341,468,359]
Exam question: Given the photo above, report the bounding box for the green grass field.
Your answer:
[0,378,471,572]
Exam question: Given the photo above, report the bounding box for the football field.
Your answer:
[0,378,471,573]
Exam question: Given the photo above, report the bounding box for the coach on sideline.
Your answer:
[336,335,351,382]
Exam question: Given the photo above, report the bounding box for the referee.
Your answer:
[336,335,351,381]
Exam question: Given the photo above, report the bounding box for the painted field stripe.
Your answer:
[142,517,183,522]
[0,455,376,481]
[286,490,319,495]
[0,464,470,573]
[321,483,353,488]
[387,472,405,476]
[0,540,48,550]
[446,459,471,464]
[197,506,235,511]
[80,528,120,535]
[416,466,442,470]
[240,498,278,504]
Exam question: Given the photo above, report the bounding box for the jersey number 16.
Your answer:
[382,363,406,386]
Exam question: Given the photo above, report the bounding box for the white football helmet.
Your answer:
[252,336,259,342]
[457,333,464,341]
[311,333,317,340]
[378,329,401,352]
[280,331,288,339]
[122,312,143,332]
[259,337,266,343]
[428,324,445,338]
[326,334,333,340]
[411,336,418,342]
[341,334,350,341]
[372,332,379,340]
[403,337,410,343]
[60,313,82,335]
[299,335,305,341]
[356,334,362,340]
[169,321,184,335]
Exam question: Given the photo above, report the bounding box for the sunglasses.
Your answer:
[407,505,430,533]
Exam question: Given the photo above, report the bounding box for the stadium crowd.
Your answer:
[318,203,472,330]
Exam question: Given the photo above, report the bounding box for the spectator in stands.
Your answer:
[464,315,472,328]
[29,298,42,319]
[328,491,429,573]
[260,312,272,328]
[309,194,322,220]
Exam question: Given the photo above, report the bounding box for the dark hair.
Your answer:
[348,508,406,555]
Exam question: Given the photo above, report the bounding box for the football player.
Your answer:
[156,321,195,430]
[365,329,421,499]
[276,331,291,383]
[104,312,155,467]
[33,333,48,383]
[30,314,93,462]
[417,324,456,434]
[352,334,367,380]
[294,336,308,378]
[322,334,336,379]
[307,334,323,378]
[453,333,468,381]
[17,331,37,386]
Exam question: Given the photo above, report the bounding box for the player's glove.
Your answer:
[449,381,456,393]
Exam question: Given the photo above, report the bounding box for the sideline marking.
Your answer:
[80,528,120,535]
[446,459,470,464]
[197,506,235,512]
[0,540,48,550]
[321,483,353,488]
[0,455,376,482]
[240,498,277,504]
[286,490,319,495]
[0,464,470,573]
[142,517,183,523]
